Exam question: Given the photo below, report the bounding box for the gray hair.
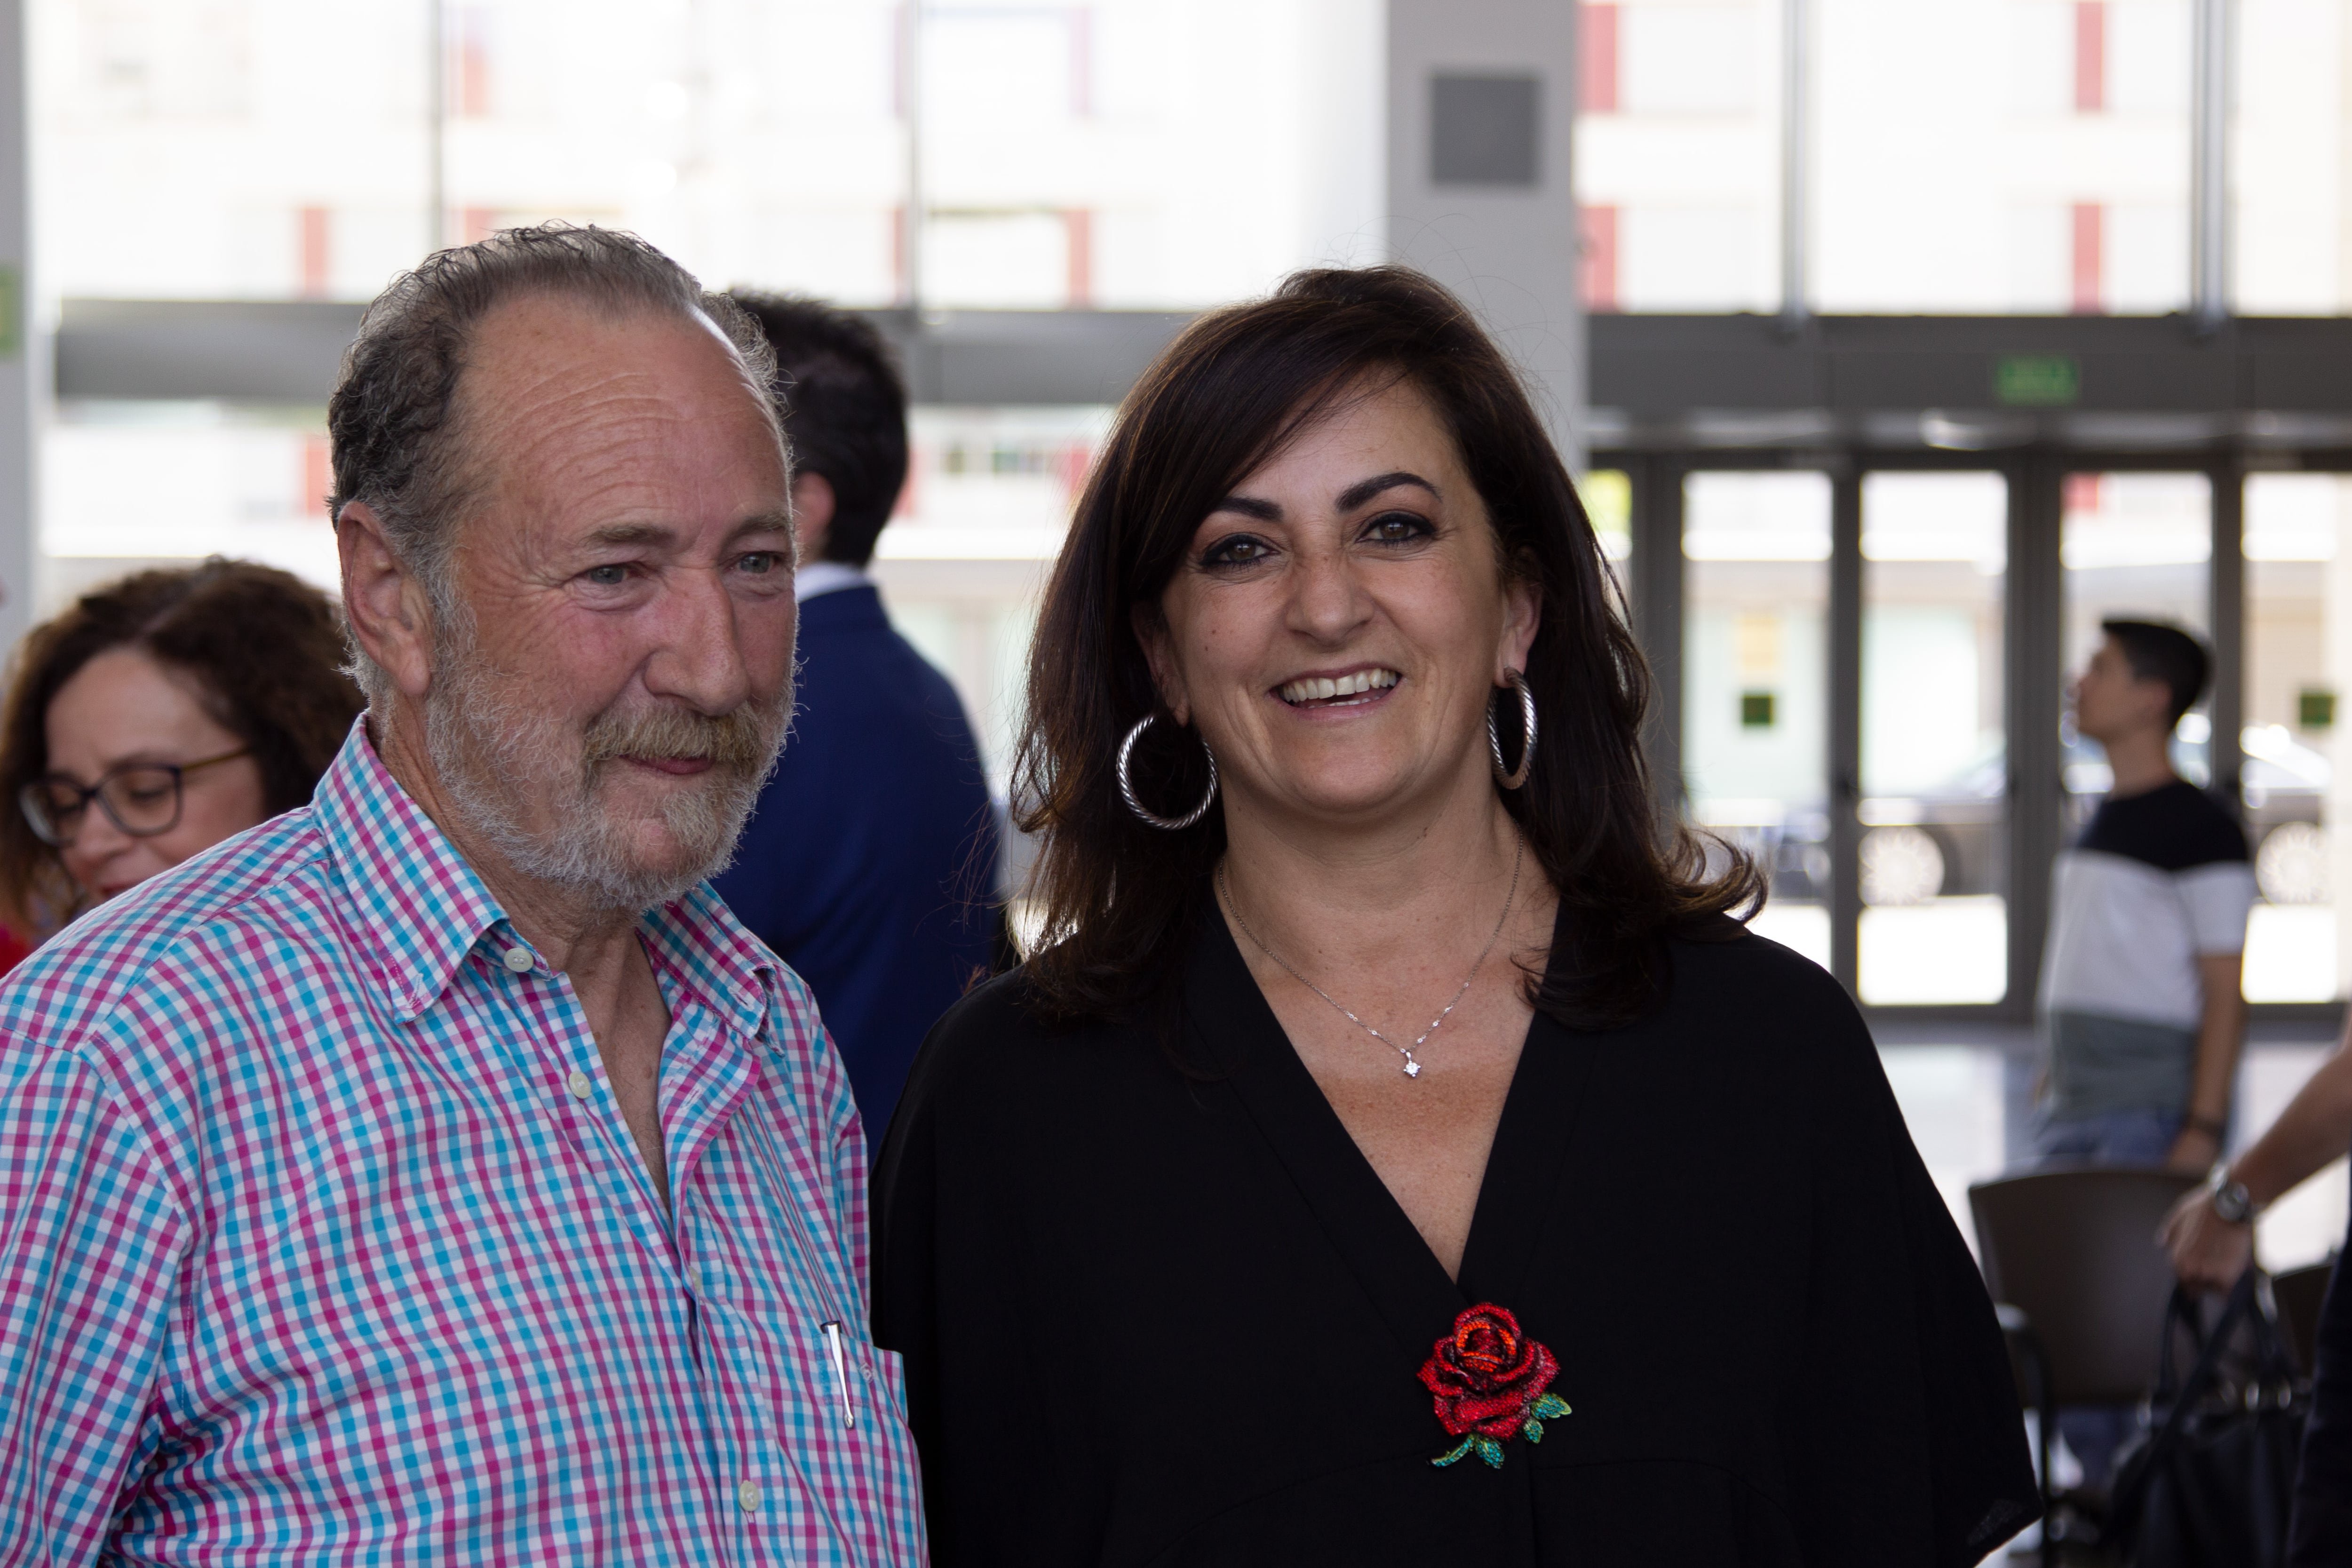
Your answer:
[326,222,783,704]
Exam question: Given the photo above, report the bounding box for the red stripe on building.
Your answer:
[2074,2,2106,113]
[1581,205,1619,313]
[2071,202,2103,315]
[1581,4,1619,115]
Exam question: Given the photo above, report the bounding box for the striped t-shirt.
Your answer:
[2038,780,2255,1119]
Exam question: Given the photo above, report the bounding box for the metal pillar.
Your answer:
[2190,0,2231,331]
[1386,0,1583,466]
[2208,462,2246,799]
[2005,454,2067,1022]
[1628,456,1686,816]
[0,0,33,654]
[1827,467,1861,992]
[1779,0,1810,334]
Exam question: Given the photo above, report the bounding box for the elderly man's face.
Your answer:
[423,294,795,913]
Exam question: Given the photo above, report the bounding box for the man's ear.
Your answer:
[1128,599,1190,726]
[791,471,836,565]
[337,501,437,700]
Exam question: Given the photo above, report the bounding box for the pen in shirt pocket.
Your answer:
[820,1320,856,1428]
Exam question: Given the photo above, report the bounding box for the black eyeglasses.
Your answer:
[20,748,253,848]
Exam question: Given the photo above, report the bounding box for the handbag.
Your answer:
[2108,1267,2310,1568]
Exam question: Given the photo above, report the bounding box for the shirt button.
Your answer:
[567,1069,592,1099]
[502,946,534,973]
[737,1480,761,1512]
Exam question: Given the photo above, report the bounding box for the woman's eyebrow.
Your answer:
[1336,471,1440,511]
[1208,495,1282,522]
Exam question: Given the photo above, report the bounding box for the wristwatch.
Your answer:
[2208,1164,2257,1226]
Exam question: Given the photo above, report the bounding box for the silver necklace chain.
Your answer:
[1216,834,1525,1082]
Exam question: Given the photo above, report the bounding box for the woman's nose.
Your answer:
[1287,550,1370,639]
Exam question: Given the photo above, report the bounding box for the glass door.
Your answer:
[2243,475,2343,1003]
[1681,471,1833,969]
[1858,471,2010,1004]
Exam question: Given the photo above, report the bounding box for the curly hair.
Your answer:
[0,558,363,933]
[1014,265,1759,1032]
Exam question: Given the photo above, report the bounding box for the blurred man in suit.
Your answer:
[712,294,997,1142]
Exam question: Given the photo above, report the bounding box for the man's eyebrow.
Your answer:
[579,512,793,550]
[1336,471,1440,511]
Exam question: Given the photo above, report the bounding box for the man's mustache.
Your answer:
[581,701,779,772]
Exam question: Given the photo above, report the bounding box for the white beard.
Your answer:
[423,620,789,917]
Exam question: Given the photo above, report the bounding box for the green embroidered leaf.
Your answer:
[1431,1437,1476,1468]
[1523,1417,1545,1443]
[1476,1437,1506,1469]
[1532,1393,1570,1420]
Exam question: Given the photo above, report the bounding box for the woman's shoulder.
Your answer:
[1641,912,1879,1071]
[893,963,1149,1128]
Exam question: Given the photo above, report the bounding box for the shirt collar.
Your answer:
[312,719,779,1040]
[793,561,870,603]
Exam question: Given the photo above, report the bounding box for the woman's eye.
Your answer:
[1363,510,1433,545]
[1202,534,1271,567]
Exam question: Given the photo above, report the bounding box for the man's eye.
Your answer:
[1202,534,1271,567]
[737,552,781,575]
[584,564,629,587]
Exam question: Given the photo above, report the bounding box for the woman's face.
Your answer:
[1141,378,1540,831]
[43,647,270,904]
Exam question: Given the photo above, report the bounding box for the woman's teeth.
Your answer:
[1279,669,1401,706]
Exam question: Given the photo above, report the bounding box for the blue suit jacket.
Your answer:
[712,584,998,1144]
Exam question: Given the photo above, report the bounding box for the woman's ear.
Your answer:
[1497,565,1542,682]
[1128,600,1192,727]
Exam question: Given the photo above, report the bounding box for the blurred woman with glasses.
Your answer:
[0,559,362,952]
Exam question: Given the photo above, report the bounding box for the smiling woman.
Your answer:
[0,558,363,941]
[873,267,2039,1567]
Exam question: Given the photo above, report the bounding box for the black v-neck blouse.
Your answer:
[873,909,2036,1567]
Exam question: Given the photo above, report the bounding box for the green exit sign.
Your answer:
[1994,353,2080,407]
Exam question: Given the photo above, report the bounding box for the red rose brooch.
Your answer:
[1418,1303,1571,1469]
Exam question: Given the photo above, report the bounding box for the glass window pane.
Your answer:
[2243,474,2342,1003]
[1682,470,1831,970]
[1573,1,1778,312]
[1814,0,2191,314]
[1859,471,2010,1005]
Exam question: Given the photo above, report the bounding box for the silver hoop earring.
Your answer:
[1117,714,1219,830]
[1488,669,1537,790]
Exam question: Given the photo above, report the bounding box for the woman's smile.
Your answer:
[1275,665,1402,710]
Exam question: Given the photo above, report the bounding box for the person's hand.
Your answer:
[2161,1186,2255,1292]
[2164,1124,2221,1173]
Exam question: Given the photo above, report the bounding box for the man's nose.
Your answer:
[644,569,763,714]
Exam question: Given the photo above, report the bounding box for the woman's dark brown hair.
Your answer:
[1012,265,1758,1031]
[0,557,364,932]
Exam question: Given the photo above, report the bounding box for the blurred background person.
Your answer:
[710,293,997,1140]
[0,558,361,952]
[2037,620,2251,1175]
[2033,618,2253,1496]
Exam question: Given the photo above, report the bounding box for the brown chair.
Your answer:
[2274,1257,2336,1376]
[1968,1165,2203,1558]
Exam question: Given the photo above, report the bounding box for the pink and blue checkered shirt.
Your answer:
[0,723,929,1565]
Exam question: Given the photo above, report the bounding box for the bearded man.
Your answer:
[0,226,926,1565]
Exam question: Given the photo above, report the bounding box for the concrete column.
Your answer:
[0,0,34,656]
[1385,0,1584,468]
